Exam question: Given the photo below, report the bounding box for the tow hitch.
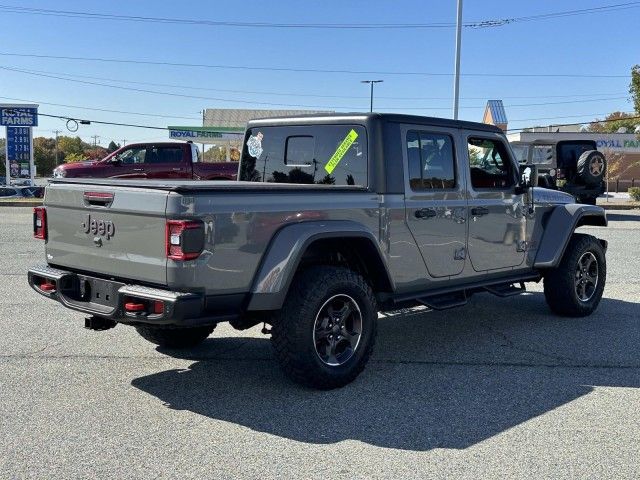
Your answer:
[84,316,117,331]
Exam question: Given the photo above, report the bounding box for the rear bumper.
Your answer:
[559,183,606,197]
[28,265,229,326]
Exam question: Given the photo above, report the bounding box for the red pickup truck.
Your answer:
[52,142,238,180]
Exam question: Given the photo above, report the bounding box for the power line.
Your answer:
[2,66,632,101]
[0,64,627,101]
[38,112,168,131]
[0,52,628,78]
[0,95,201,120]
[35,109,640,136]
[0,67,631,112]
[0,2,637,29]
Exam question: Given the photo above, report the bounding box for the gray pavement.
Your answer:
[1,208,639,479]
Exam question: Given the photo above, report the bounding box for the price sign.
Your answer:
[6,126,32,179]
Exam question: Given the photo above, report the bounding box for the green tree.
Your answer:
[589,66,640,133]
[57,136,89,160]
[203,145,225,162]
[64,152,87,163]
[84,147,109,160]
[107,140,120,153]
[588,111,639,133]
[630,64,640,114]
[34,137,57,176]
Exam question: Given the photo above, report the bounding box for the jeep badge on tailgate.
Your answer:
[81,214,115,240]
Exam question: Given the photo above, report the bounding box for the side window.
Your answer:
[467,138,514,189]
[147,147,184,164]
[531,145,554,165]
[117,147,146,165]
[406,130,456,190]
[240,125,367,186]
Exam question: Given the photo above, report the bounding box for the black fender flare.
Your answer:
[534,204,607,268]
[246,220,393,311]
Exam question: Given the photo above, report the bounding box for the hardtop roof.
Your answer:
[246,112,503,133]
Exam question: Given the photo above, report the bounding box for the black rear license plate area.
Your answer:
[77,275,123,308]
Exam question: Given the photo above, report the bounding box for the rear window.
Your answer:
[557,142,595,168]
[239,125,367,186]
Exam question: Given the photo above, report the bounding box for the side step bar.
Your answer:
[417,291,468,311]
[391,274,540,311]
[484,282,526,298]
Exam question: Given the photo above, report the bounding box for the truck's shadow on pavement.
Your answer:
[131,292,639,451]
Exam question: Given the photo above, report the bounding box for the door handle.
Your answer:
[415,208,437,219]
[172,168,182,171]
[471,207,490,217]
[132,168,143,172]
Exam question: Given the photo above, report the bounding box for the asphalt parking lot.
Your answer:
[1,207,639,479]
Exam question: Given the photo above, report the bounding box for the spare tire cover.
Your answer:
[577,150,606,186]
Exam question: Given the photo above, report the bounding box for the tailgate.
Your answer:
[44,183,169,285]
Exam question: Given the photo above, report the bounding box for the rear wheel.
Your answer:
[135,325,215,348]
[544,233,606,317]
[271,266,377,389]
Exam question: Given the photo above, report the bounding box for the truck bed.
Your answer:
[50,178,368,192]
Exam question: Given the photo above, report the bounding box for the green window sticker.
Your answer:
[325,129,358,174]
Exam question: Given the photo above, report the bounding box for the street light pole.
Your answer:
[452,0,463,119]
[52,129,61,166]
[361,80,383,112]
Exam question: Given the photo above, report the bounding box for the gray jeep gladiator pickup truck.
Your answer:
[29,113,608,389]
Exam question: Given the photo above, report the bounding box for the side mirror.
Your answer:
[520,164,537,187]
[515,164,537,194]
[110,156,121,165]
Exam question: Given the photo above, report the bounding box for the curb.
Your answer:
[598,204,640,211]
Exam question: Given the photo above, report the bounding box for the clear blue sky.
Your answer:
[0,0,637,145]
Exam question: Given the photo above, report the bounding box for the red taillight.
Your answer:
[166,220,204,261]
[33,207,47,240]
[153,300,164,314]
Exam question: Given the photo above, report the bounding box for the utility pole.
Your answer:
[121,139,127,146]
[52,129,62,166]
[201,109,206,160]
[91,135,100,147]
[452,0,463,119]
[361,80,383,112]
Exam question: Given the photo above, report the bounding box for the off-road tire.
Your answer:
[576,150,606,186]
[271,266,378,389]
[544,233,606,317]
[135,324,215,348]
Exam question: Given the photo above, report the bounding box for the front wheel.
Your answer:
[544,233,606,317]
[271,266,378,389]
